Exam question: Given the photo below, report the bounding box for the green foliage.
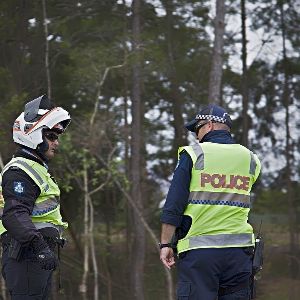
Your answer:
[253,188,289,214]
[0,0,299,298]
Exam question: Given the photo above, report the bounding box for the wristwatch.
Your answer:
[158,242,172,249]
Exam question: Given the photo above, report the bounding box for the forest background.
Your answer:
[0,1,299,299]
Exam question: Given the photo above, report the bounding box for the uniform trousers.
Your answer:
[176,247,252,300]
[1,243,53,300]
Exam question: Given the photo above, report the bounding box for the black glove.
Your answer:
[31,236,58,271]
[36,247,57,270]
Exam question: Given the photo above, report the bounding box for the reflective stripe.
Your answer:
[32,197,59,216]
[188,199,249,208]
[189,191,250,208]
[34,222,63,234]
[188,233,253,248]
[2,160,49,191]
[191,144,204,170]
[1,161,16,175]
[0,198,59,218]
[249,153,257,175]
[14,160,44,185]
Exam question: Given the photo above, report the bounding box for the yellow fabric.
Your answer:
[177,143,261,253]
[0,157,67,235]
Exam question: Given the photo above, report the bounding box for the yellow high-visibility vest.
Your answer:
[0,157,67,235]
[177,142,261,254]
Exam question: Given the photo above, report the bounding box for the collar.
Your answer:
[200,130,235,144]
[14,148,49,169]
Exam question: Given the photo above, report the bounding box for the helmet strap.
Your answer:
[36,136,50,163]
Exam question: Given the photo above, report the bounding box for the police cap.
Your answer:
[185,104,232,132]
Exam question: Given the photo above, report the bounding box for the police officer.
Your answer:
[0,95,71,299]
[159,104,261,300]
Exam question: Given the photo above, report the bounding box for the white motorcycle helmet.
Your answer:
[13,95,71,150]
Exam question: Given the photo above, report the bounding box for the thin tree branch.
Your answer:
[63,156,84,190]
[90,63,127,127]
[88,175,111,197]
[0,152,4,169]
[94,153,175,300]
[88,146,117,196]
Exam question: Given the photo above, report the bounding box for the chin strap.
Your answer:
[36,136,50,165]
[37,135,49,152]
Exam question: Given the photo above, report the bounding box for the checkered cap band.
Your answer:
[195,114,226,124]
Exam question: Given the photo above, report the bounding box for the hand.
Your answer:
[36,247,57,271]
[160,247,175,269]
[31,236,57,271]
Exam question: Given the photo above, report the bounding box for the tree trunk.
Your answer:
[279,1,297,291]
[130,0,145,299]
[241,0,249,147]
[42,0,52,98]
[42,2,57,298]
[0,152,4,169]
[208,0,225,104]
[79,162,89,299]
[88,193,99,300]
[1,154,6,299]
[164,0,187,167]
[104,209,113,300]
[122,0,132,259]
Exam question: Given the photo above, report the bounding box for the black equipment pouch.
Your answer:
[173,218,192,255]
[251,234,264,299]
[8,237,23,261]
[253,235,264,275]
[56,237,66,248]
[170,233,178,254]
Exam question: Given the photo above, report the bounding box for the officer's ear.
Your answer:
[207,121,214,131]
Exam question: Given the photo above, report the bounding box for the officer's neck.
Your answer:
[18,148,49,169]
[200,130,235,144]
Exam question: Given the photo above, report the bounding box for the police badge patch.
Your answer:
[14,182,25,194]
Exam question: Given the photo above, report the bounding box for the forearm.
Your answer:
[160,223,176,269]
[2,210,42,245]
[161,223,176,243]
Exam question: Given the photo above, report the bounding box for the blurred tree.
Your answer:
[161,0,187,165]
[246,0,300,292]
[1,0,299,299]
[240,0,249,147]
[130,1,145,299]
[208,0,225,104]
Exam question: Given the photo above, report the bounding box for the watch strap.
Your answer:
[159,242,172,249]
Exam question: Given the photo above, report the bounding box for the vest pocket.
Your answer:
[177,281,191,299]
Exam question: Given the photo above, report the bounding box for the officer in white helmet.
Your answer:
[0,95,71,299]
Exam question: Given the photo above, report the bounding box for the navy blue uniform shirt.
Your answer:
[161,130,235,234]
[1,149,48,245]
